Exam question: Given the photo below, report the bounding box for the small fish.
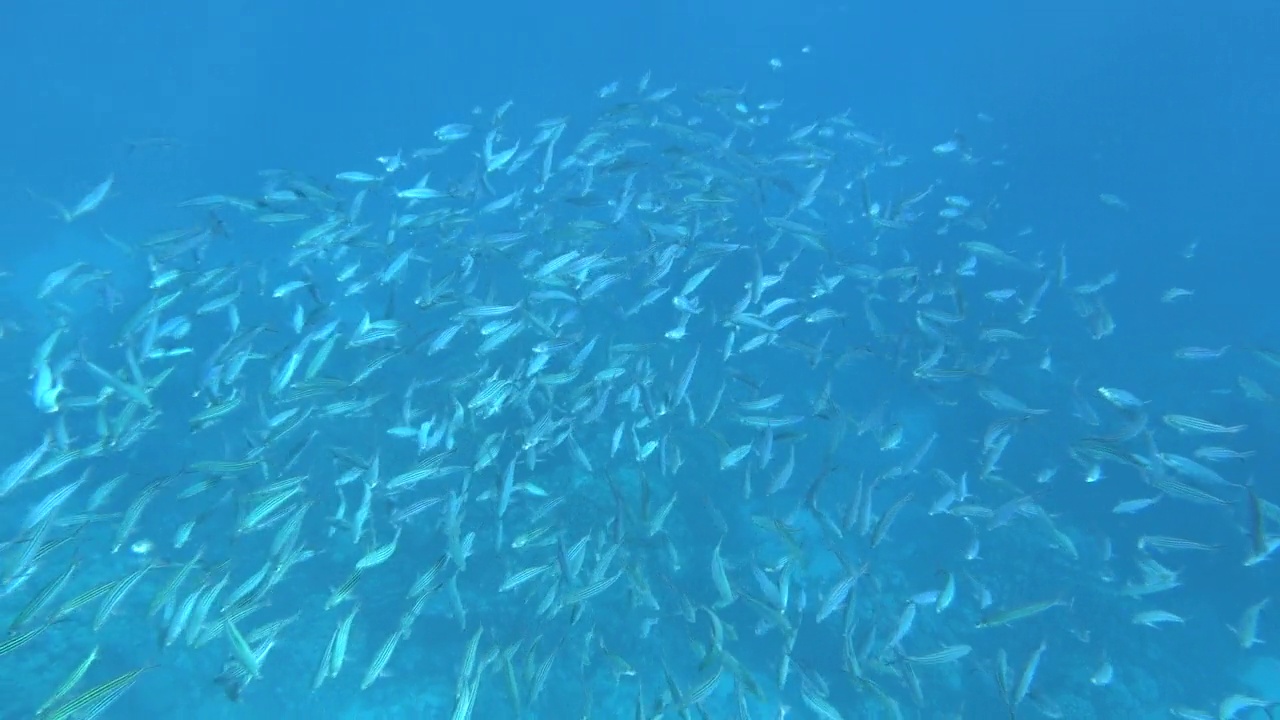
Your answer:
[1097,386,1145,410]
[1112,496,1161,514]
[1230,598,1269,649]
[902,644,971,665]
[64,174,115,221]
[1090,659,1114,686]
[1162,414,1246,435]
[434,123,473,142]
[1098,193,1129,210]
[719,444,752,470]
[976,598,1068,628]
[1173,345,1229,361]
[396,187,447,200]
[1193,446,1255,463]
[335,171,381,183]
[1132,609,1185,627]
[31,362,64,414]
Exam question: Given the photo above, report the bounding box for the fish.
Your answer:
[30,361,64,414]
[61,174,115,222]
[0,64,1265,720]
[1230,598,1269,649]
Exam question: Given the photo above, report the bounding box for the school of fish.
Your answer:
[2,70,1277,720]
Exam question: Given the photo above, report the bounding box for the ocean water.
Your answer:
[1,1,1279,719]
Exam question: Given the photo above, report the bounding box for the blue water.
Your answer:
[3,2,1280,719]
